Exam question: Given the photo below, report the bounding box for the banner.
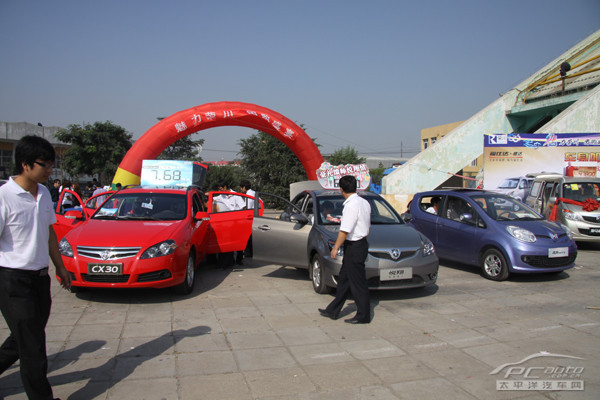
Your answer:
[483,133,600,190]
[316,162,371,190]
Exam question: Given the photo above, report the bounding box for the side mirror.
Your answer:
[400,212,413,222]
[64,210,84,220]
[290,213,309,225]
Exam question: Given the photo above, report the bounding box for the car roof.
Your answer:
[305,189,380,198]
[415,188,504,197]
[532,174,600,183]
[113,186,200,195]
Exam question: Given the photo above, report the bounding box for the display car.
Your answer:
[251,190,439,294]
[524,174,600,242]
[54,187,256,294]
[406,189,577,281]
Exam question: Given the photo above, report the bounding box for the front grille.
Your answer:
[368,249,417,261]
[137,269,172,282]
[535,233,568,240]
[578,228,600,236]
[582,215,600,223]
[521,252,577,268]
[77,246,141,260]
[82,274,130,283]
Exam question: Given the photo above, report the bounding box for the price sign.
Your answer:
[141,160,194,188]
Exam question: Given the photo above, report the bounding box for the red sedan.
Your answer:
[54,187,255,294]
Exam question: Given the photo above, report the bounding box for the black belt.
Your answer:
[345,237,367,244]
[0,266,49,276]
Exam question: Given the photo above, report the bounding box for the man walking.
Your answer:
[319,175,371,324]
[0,135,72,399]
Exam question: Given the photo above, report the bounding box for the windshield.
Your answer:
[93,192,187,221]
[317,195,402,225]
[562,182,600,202]
[498,178,519,189]
[470,194,542,221]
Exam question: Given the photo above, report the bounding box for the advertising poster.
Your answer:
[483,133,600,190]
[316,162,371,190]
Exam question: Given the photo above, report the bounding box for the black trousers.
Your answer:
[325,238,371,321]
[0,267,54,400]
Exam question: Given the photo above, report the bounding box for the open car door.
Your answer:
[205,191,259,254]
[53,189,115,241]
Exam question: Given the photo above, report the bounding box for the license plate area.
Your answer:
[380,267,412,281]
[88,263,123,275]
[548,247,568,258]
[590,228,600,234]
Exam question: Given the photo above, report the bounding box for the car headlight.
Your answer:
[59,238,74,257]
[560,224,574,240]
[421,237,435,257]
[563,209,583,221]
[327,240,343,256]
[140,240,177,259]
[506,226,536,243]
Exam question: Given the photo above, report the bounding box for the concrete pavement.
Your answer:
[1,245,599,399]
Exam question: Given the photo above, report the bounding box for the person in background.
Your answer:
[426,196,440,215]
[50,179,60,209]
[0,135,72,400]
[240,180,255,210]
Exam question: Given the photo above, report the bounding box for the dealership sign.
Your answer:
[316,162,371,190]
[483,133,600,190]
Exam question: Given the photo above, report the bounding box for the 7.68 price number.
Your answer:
[150,168,182,181]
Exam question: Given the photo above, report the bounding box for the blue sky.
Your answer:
[1,0,598,161]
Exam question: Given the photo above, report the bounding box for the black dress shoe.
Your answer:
[344,317,370,324]
[318,308,339,320]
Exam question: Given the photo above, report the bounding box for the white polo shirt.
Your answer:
[0,177,56,270]
[340,193,371,241]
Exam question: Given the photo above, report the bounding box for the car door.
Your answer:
[53,190,116,241]
[435,195,480,264]
[204,191,255,253]
[409,194,445,243]
[189,191,211,259]
[251,192,312,268]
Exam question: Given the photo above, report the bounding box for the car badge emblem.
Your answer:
[550,233,558,242]
[100,250,111,260]
[391,249,401,260]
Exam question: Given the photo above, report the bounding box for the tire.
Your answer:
[480,248,510,281]
[174,253,196,294]
[310,254,332,294]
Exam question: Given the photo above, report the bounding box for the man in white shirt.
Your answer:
[319,175,372,324]
[240,180,256,210]
[0,135,72,400]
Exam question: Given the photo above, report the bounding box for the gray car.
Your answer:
[525,174,600,242]
[251,190,439,294]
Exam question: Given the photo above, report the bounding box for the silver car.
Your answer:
[251,190,439,294]
[525,174,600,242]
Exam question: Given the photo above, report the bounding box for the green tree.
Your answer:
[55,121,132,184]
[205,165,243,191]
[328,145,366,166]
[238,130,316,199]
[158,137,204,161]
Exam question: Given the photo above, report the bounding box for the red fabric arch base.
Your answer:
[115,101,323,185]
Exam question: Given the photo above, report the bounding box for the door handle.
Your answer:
[258,225,271,231]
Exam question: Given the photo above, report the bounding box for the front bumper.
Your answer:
[321,250,439,290]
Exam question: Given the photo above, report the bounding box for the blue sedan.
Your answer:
[406,189,577,281]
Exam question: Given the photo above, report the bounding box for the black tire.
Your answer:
[310,254,332,294]
[480,248,510,281]
[174,253,196,294]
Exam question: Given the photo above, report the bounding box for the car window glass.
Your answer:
[562,182,600,201]
[259,192,304,221]
[318,198,343,224]
[444,196,472,222]
[418,195,442,215]
[530,181,542,198]
[213,192,246,212]
[93,192,187,220]
[192,193,204,214]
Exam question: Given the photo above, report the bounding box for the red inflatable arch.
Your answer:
[113,101,324,186]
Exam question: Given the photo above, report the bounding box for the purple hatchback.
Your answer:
[406,189,577,281]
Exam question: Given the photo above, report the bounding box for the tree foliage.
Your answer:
[328,145,366,166]
[238,130,314,199]
[158,136,204,161]
[55,121,132,184]
[204,165,244,191]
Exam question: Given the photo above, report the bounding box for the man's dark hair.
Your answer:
[240,180,252,190]
[338,175,357,193]
[14,135,56,174]
[431,196,440,205]
[217,181,229,189]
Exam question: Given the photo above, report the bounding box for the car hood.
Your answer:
[500,219,567,236]
[320,224,423,248]
[65,219,181,247]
